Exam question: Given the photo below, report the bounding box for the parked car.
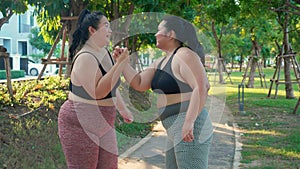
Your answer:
[27,59,42,76]
[27,59,55,76]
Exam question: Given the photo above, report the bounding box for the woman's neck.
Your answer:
[84,38,105,52]
[164,43,182,57]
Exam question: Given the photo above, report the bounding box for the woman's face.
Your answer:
[89,16,112,47]
[155,20,169,50]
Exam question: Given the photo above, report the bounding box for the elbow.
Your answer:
[130,84,149,92]
[95,92,109,100]
[129,82,140,91]
[205,83,210,96]
[95,87,111,99]
[203,81,210,96]
[129,75,147,92]
[194,85,208,97]
[137,87,149,92]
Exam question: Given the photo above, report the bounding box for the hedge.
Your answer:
[0,70,25,79]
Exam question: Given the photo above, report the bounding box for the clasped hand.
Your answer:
[113,46,129,63]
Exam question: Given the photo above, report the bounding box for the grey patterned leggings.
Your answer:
[161,108,213,169]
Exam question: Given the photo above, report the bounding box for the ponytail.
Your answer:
[69,29,82,61]
[185,23,205,65]
[77,9,90,28]
[68,9,104,61]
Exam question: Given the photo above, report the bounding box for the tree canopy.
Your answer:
[1,0,300,98]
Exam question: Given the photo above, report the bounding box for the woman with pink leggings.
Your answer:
[58,9,133,169]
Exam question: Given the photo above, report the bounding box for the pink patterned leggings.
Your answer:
[58,100,118,169]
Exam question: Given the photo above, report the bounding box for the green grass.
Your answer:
[213,67,300,168]
[0,107,67,169]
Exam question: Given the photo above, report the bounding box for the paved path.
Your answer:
[118,97,238,169]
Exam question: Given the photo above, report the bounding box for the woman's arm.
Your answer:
[72,49,129,99]
[113,47,161,91]
[115,89,133,123]
[122,63,157,91]
[94,50,129,98]
[113,46,162,91]
[174,48,210,142]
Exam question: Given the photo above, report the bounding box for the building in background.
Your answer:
[0,6,39,56]
[0,6,55,75]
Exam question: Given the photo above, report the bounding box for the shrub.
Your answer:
[0,70,25,79]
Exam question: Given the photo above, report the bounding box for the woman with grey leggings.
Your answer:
[114,15,213,169]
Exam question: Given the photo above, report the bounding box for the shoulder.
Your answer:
[174,47,200,64]
[73,51,100,68]
[76,51,99,61]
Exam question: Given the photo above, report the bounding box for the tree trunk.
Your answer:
[262,58,266,68]
[217,57,224,83]
[212,20,224,83]
[247,58,257,88]
[0,9,13,30]
[231,56,234,70]
[239,54,244,72]
[282,12,294,99]
[247,37,259,88]
[130,37,138,70]
[0,46,14,101]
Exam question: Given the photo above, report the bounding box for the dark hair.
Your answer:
[163,15,205,65]
[69,9,104,61]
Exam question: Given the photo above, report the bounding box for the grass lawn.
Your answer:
[211,67,300,168]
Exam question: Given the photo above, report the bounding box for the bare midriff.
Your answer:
[68,92,115,106]
[157,92,192,108]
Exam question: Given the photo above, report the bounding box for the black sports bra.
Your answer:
[69,50,120,100]
[151,46,192,94]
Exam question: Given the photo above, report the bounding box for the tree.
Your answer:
[282,0,300,16]
[29,27,63,61]
[194,0,240,83]
[222,32,246,71]
[0,0,28,29]
[269,0,300,99]
[237,0,282,88]
[275,3,297,99]
[237,0,300,97]
[29,27,52,54]
[33,1,160,72]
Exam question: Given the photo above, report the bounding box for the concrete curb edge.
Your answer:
[118,131,153,161]
[232,122,242,169]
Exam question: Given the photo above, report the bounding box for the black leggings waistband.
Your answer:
[158,101,190,121]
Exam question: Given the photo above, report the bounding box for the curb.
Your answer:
[232,122,242,169]
[118,121,162,161]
